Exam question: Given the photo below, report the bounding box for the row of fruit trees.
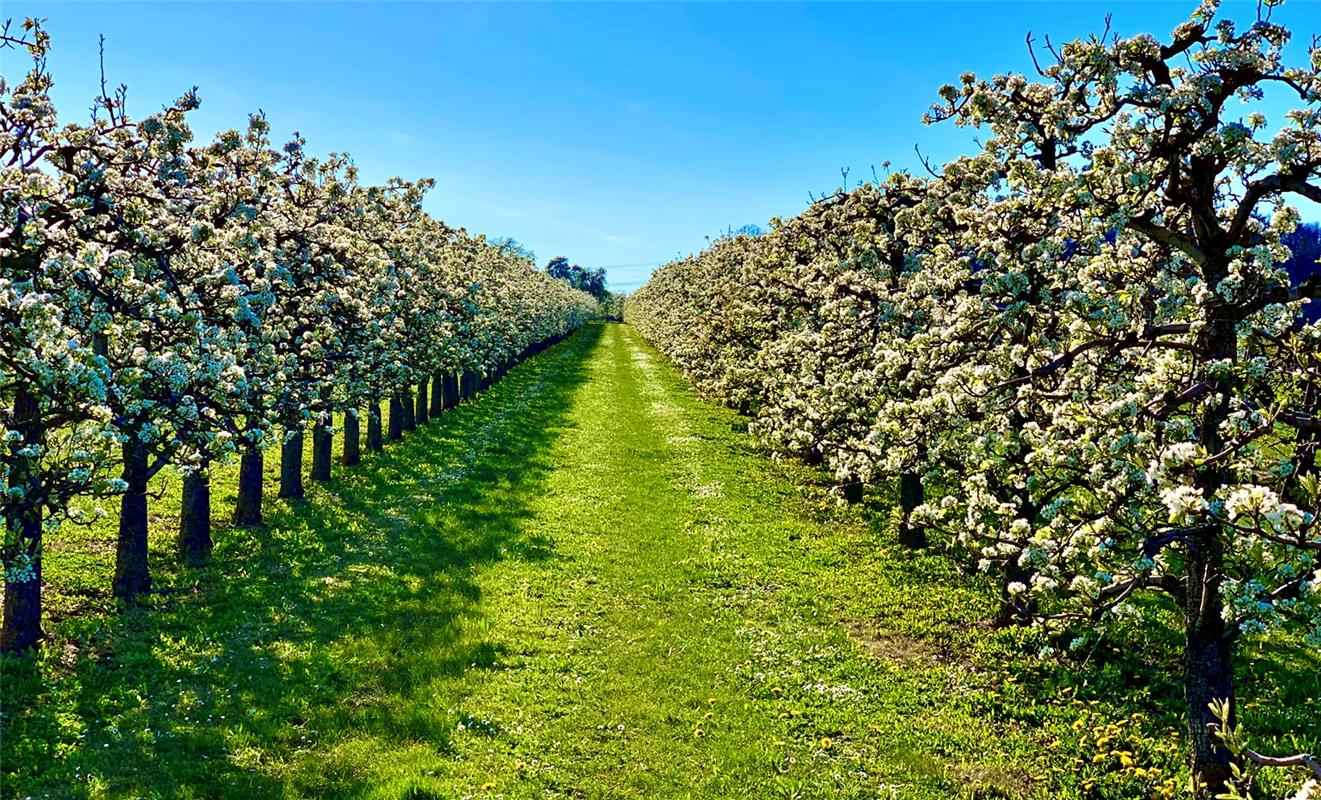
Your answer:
[626,2,1319,797]
[1,22,598,656]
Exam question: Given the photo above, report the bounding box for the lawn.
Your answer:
[3,322,1316,799]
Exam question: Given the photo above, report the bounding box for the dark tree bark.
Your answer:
[233,447,264,527]
[311,414,332,482]
[898,469,927,549]
[178,466,212,566]
[2,387,44,652]
[415,379,429,425]
[443,374,458,409]
[1183,535,1235,797]
[388,396,404,441]
[0,505,42,652]
[993,558,1036,628]
[342,410,361,466]
[113,434,152,603]
[367,399,384,451]
[279,427,305,500]
[842,479,864,505]
[429,371,444,417]
[1185,306,1240,798]
[401,390,416,431]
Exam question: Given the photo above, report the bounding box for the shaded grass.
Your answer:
[3,321,1317,799]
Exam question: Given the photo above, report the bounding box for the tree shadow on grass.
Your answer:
[1,324,605,800]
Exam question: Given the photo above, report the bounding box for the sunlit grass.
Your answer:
[3,322,1315,799]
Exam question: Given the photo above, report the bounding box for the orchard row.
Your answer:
[626,3,1320,797]
[1,23,598,653]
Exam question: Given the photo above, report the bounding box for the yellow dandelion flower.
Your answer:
[480,781,497,791]
[819,737,834,749]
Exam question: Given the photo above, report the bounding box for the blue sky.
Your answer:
[5,2,1319,291]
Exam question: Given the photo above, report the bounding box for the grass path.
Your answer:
[17,321,1287,799]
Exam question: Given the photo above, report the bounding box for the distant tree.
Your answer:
[546,256,572,282]
[1280,222,1321,322]
[545,257,610,302]
[491,236,536,266]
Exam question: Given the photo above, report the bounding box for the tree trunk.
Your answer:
[368,399,384,451]
[114,435,152,603]
[401,390,416,431]
[898,469,927,549]
[1183,535,1235,797]
[178,466,212,566]
[1,388,44,652]
[233,447,264,527]
[280,427,305,500]
[388,396,404,441]
[1,506,42,652]
[415,379,429,425]
[842,479,864,504]
[342,410,361,466]
[1185,303,1239,798]
[441,374,455,409]
[311,414,332,482]
[993,557,1035,628]
[429,371,444,417]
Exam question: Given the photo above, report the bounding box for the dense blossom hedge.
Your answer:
[627,2,1320,796]
[1,22,596,652]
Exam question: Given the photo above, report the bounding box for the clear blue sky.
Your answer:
[5,1,1319,291]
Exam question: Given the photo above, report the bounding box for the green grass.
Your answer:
[3,322,1317,799]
